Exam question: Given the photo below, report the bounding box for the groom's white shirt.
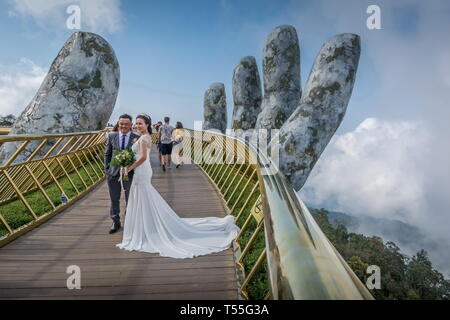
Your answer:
[118,131,131,149]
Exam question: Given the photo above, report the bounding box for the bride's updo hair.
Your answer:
[136,113,152,134]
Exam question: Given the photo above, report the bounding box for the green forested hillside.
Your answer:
[310,208,450,300]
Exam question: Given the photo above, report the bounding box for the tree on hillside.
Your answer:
[405,249,450,299]
[0,114,16,126]
[310,207,450,300]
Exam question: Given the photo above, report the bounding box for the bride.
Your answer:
[116,113,240,258]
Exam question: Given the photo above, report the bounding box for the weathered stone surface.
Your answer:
[203,83,227,134]
[255,25,301,134]
[0,31,120,164]
[232,56,262,131]
[276,33,361,191]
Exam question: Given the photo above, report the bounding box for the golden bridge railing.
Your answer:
[0,131,107,246]
[181,128,374,300]
[0,126,11,136]
[0,127,374,300]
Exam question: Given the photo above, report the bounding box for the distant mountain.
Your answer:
[324,210,425,245]
[307,206,450,277]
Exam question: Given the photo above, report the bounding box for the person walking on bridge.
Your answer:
[172,121,185,169]
[159,117,174,172]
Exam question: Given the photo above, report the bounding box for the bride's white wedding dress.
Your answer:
[116,135,240,258]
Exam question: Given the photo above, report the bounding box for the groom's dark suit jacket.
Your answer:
[104,131,141,177]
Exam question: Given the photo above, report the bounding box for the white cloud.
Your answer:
[278,0,450,271]
[299,117,450,272]
[0,58,47,116]
[300,117,430,222]
[7,0,123,34]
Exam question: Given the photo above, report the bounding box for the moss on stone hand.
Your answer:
[325,46,345,64]
[76,96,82,106]
[76,70,102,90]
[279,77,289,91]
[53,113,63,122]
[284,141,295,155]
[328,82,341,95]
[82,38,112,56]
[298,108,310,118]
[78,74,90,89]
[91,70,102,88]
[308,82,341,100]
[286,44,299,68]
[279,133,287,144]
[81,37,115,65]
[305,141,316,156]
[346,68,355,83]
[307,126,318,137]
[97,120,103,130]
[274,110,285,128]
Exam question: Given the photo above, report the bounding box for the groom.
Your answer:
[104,114,140,234]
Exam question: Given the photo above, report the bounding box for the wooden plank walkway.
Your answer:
[0,146,239,299]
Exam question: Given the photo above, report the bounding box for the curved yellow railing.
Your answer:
[180,128,374,300]
[0,128,373,300]
[0,131,107,246]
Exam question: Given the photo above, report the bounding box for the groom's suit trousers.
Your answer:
[107,173,133,223]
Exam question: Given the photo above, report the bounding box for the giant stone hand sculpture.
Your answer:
[229,25,361,192]
[276,33,361,191]
[232,56,262,132]
[203,83,227,134]
[255,25,301,135]
[0,31,120,165]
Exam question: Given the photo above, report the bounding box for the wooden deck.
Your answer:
[0,146,239,299]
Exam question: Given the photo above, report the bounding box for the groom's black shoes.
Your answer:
[109,221,121,234]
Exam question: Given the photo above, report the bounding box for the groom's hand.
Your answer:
[104,132,114,173]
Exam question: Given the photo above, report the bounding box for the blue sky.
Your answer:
[0,0,389,131]
[0,0,442,128]
[1,0,450,272]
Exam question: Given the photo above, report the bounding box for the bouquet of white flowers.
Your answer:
[109,147,135,181]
